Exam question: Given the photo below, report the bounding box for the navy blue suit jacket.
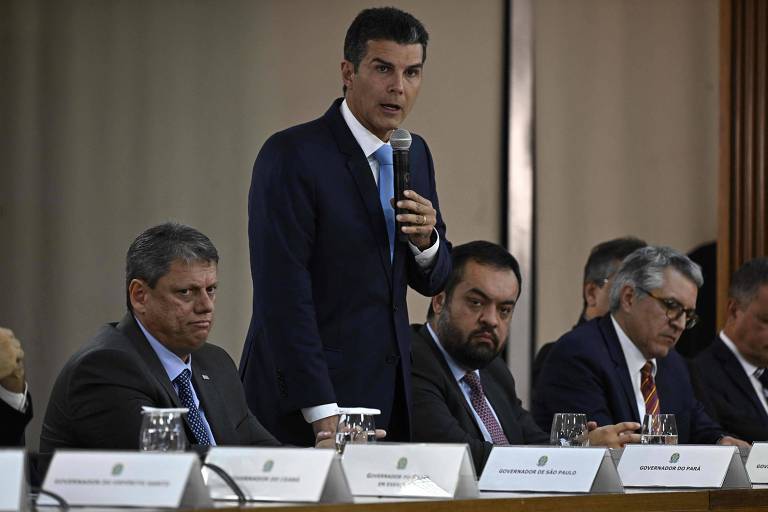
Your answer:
[691,336,768,442]
[240,99,451,444]
[532,315,724,444]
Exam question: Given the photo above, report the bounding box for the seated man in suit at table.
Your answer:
[0,327,32,446]
[41,223,299,456]
[691,258,768,442]
[532,245,747,447]
[532,237,646,386]
[412,241,640,473]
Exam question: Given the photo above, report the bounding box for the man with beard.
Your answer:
[411,241,640,473]
[532,246,747,447]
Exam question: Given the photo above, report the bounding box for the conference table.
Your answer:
[33,488,768,511]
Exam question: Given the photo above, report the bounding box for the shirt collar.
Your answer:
[340,98,387,158]
[134,315,192,382]
[611,314,657,376]
[720,330,760,377]
[426,323,478,383]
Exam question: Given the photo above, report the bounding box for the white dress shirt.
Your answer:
[720,331,768,416]
[612,315,657,421]
[0,382,28,412]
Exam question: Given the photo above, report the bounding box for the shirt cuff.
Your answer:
[301,403,340,424]
[408,229,440,269]
[0,382,28,412]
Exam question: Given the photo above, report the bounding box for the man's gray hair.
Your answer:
[608,246,703,312]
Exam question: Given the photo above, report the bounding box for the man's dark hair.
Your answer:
[344,7,429,71]
[729,257,768,307]
[581,236,647,312]
[428,241,521,319]
[125,222,219,310]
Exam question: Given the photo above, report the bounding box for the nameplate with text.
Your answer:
[0,450,26,512]
[617,445,750,488]
[479,446,622,493]
[38,451,211,508]
[204,447,350,503]
[341,443,477,498]
[745,442,768,484]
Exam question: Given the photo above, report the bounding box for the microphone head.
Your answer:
[390,129,412,150]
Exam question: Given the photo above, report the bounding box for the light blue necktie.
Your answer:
[173,368,211,446]
[373,144,395,260]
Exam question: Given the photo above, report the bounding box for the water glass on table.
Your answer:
[335,407,380,454]
[550,413,590,447]
[139,407,188,452]
[640,413,678,445]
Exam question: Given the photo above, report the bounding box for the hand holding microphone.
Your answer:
[390,129,436,251]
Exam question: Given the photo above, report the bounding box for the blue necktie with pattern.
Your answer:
[173,368,210,446]
[373,144,396,260]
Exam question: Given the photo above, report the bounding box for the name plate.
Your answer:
[617,445,750,488]
[479,446,622,493]
[745,442,768,483]
[39,451,212,508]
[0,450,26,512]
[341,443,477,498]
[204,447,350,503]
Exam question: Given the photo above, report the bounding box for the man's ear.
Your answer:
[726,297,743,323]
[584,281,600,308]
[432,292,447,316]
[128,279,150,314]
[619,284,636,312]
[341,60,355,90]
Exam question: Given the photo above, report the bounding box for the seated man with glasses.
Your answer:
[532,246,747,447]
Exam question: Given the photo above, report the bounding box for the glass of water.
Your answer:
[550,413,589,447]
[640,414,678,445]
[139,407,188,452]
[335,407,379,454]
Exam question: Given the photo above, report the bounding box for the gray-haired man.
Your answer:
[532,246,746,447]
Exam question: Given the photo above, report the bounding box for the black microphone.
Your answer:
[391,128,412,242]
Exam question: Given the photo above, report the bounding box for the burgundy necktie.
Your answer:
[463,371,509,445]
[641,361,660,415]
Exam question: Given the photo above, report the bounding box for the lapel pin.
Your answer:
[202,374,210,380]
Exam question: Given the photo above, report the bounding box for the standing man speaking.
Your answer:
[241,7,451,445]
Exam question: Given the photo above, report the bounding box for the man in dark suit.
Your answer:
[240,7,451,445]
[0,327,32,446]
[412,241,640,473]
[40,223,282,455]
[533,246,746,447]
[532,237,646,386]
[692,258,768,442]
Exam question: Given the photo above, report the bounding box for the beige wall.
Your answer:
[534,0,719,349]
[0,0,503,448]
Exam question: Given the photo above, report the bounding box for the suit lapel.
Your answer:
[714,337,768,423]
[323,99,394,288]
[117,313,182,409]
[191,355,235,444]
[419,326,482,435]
[600,316,641,423]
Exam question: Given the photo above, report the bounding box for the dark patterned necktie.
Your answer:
[173,368,210,446]
[756,369,768,399]
[463,371,509,445]
[641,361,660,415]
[373,144,395,261]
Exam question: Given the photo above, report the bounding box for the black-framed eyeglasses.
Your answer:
[637,287,699,330]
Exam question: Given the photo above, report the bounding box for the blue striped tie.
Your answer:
[373,144,395,261]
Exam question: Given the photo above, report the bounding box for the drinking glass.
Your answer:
[335,407,379,454]
[139,407,188,452]
[640,413,678,445]
[549,413,589,447]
